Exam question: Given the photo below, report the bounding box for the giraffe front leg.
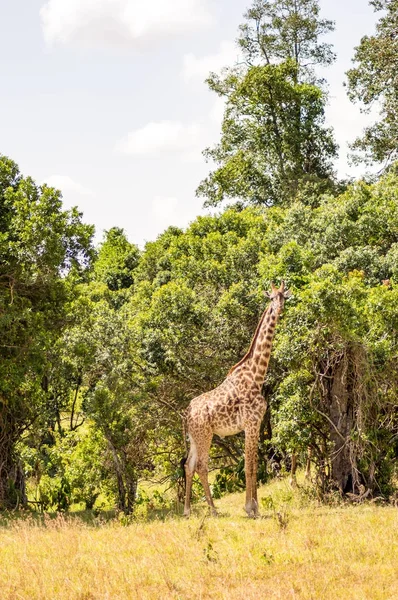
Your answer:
[244,426,260,518]
[197,466,218,517]
[251,448,259,517]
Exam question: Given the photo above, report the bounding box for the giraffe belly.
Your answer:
[213,423,243,438]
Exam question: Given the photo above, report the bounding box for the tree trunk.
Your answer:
[0,411,27,510]
[107,440,127,512]
[260,393,283,476]
[107,439,137,515]
[289,453,298,488]
[321,352,358,494]
[126,477,137,515]
[305,448,312,481]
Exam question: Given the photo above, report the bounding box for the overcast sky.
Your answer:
[0,0,377,246]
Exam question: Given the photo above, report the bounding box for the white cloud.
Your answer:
[150,195,205,232]
[325,88,380,178]
[210,96,225,125]
[151,195,179,222]
[40,0,213,48]
[43,175,94,196]
[182,41,239,82]
[115,120,204,157]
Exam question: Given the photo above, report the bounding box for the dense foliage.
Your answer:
[1,0,398,513]
[0,155,94,508]
[5,166,398,512]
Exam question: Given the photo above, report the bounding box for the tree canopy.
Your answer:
[347,0,398,166]
[238,0,335,76]
[197,0,338,208]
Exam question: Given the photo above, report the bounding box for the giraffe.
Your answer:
[183,281,291,517]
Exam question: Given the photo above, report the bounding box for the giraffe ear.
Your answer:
[264,291,271,298]
[283,289,292,299]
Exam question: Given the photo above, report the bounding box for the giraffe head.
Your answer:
[265,281,291,311]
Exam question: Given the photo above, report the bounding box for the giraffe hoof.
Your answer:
[183,509,191,518]
[210,508,218,517]
[244,501,259,518]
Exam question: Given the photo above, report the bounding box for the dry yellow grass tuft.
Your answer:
[1,478,397,599]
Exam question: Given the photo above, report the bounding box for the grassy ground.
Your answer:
[0,477,397,600]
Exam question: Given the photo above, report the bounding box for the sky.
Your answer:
[0,0,378,247]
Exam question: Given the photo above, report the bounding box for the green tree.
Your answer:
[197,0,338,208]
[94,227,140,292]
[0,155,94,509]
[79,296,149,514]
[45,272,159,514]
[263,174,398,495]
[346,0,398,166]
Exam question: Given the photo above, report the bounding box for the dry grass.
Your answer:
[1,478,397,600]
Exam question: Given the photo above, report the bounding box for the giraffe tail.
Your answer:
[180,411,189,488]
[180,456,187,488]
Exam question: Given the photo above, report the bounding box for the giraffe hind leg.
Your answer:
[183,439,197,517]
[184,434,217,517]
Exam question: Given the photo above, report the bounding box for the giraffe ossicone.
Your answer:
[183,281,290,518]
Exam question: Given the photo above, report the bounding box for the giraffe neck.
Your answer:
[229,302,281,386]
[248,303,280,385]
